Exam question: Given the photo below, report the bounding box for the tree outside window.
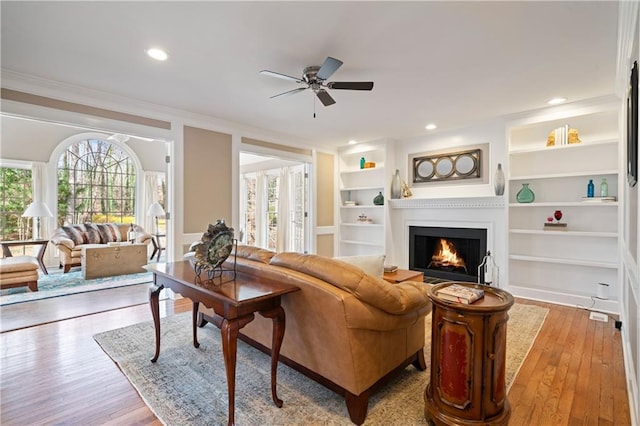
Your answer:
[0,167,32,240]
[57,139,136,225]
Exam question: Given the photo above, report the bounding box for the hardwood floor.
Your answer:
[0,293,631,425]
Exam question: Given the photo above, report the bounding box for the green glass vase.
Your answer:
[373,191,384,205]
[516,183,535,203]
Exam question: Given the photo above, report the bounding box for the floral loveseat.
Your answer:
[197,245,431,424]
[50,223,152,272]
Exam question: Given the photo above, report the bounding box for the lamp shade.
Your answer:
[147,202,166,217]
[22,201,53,218]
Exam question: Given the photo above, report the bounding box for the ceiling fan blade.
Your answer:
[328,81,374,91]
[316,90,336,106]
[316,57,343,81]
[270,87,308,99]
[260,70,303,83]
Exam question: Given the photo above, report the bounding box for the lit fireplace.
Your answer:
[409,226,487,283]
[428,238,468,273]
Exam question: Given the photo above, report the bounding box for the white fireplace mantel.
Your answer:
[388,196,505,209]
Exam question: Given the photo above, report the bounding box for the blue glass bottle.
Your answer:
[587,179,594,198]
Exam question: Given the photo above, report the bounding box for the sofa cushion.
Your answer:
[95,223,123,243]
[234,245,275,264]
[83,224,103,244]
[61,224,87,245]
[335,254,385,278]
[0,255,39,273]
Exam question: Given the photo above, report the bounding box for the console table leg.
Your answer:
[149,284,164,363]
[192,302,200,348]
[220,314,254,426]
[260,305,285,408]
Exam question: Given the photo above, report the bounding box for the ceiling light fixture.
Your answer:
[348,140,358,145]
[425,123,437,130]
[146,48,168,61]
[547,97,567,105]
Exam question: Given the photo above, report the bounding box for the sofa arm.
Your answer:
[132,225,152,245]
[50,234,75,251]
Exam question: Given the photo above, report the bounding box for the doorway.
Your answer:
[239,152,310,253]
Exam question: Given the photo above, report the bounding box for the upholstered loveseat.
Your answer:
[50,223,152,272]
[197,245,431,425]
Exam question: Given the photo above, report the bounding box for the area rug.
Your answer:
[0,270,153,306]
[94,303,548,425]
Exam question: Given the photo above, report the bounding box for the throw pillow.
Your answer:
[84,223,102,244]
[334,254,385,278]
[61,225,87,246]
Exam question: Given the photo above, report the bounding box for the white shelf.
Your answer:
[337,141,388,256]
[340,239,384,247]
[508,254,618,269]
[340,222,384,228]
[509,139,617,154]
[340,185,384,191]
[509,201,618,207]
[510,169,618,180]
[340,205,384,209]
[507,104,620,306]
[340,166,384,175]
[509,229,618,238]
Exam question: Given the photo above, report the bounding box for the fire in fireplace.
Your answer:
[428,238,468,274]
[409,226,487,283]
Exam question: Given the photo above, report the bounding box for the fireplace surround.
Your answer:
[409,225,487,283]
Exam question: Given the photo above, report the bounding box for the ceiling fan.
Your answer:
[260,56,374,107]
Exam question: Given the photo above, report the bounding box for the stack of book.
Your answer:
[384,265,398,273]
[436,284,484,304]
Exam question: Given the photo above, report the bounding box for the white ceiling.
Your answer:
[1,1,620,149]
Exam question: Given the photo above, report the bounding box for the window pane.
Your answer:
[266,175,279,250]
[57,139,136,226]
[0,167,32,240]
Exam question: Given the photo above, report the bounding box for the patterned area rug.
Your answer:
[94,303,548,425]
[0,270,153,306]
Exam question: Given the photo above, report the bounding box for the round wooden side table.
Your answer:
[425,282,514,426]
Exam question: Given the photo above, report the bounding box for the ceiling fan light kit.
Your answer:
[260,56,374,110]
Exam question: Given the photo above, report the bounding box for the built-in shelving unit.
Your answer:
[337,141,389,256]
[507,105,620,311]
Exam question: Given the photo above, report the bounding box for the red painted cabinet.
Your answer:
[425,282,514,426]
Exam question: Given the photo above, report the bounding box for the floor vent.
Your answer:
[589,312,608,322]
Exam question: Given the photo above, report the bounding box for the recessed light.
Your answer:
[547,97,567,105]
[425,123,437,130]
[348,140,358,145]
[146,48,168,61]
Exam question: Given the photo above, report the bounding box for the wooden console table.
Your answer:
[0,239,49,275]
[425,282,514,426]
[145,261,300,426]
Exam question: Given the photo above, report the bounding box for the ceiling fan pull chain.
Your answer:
[313,95,316,118]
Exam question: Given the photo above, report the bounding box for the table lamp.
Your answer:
[22,201,53,240]
[147,202,166,235]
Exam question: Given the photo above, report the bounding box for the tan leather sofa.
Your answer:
[50,223,152,272]
[198,245,431,425]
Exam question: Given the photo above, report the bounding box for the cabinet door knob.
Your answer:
[488,352,496,360]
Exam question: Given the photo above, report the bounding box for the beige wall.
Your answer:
[183,126,232,233]
[315,152,334,227]
[315,151,334,256]
[315,234,334,257]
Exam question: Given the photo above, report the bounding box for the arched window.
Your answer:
[57,139,136,225]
